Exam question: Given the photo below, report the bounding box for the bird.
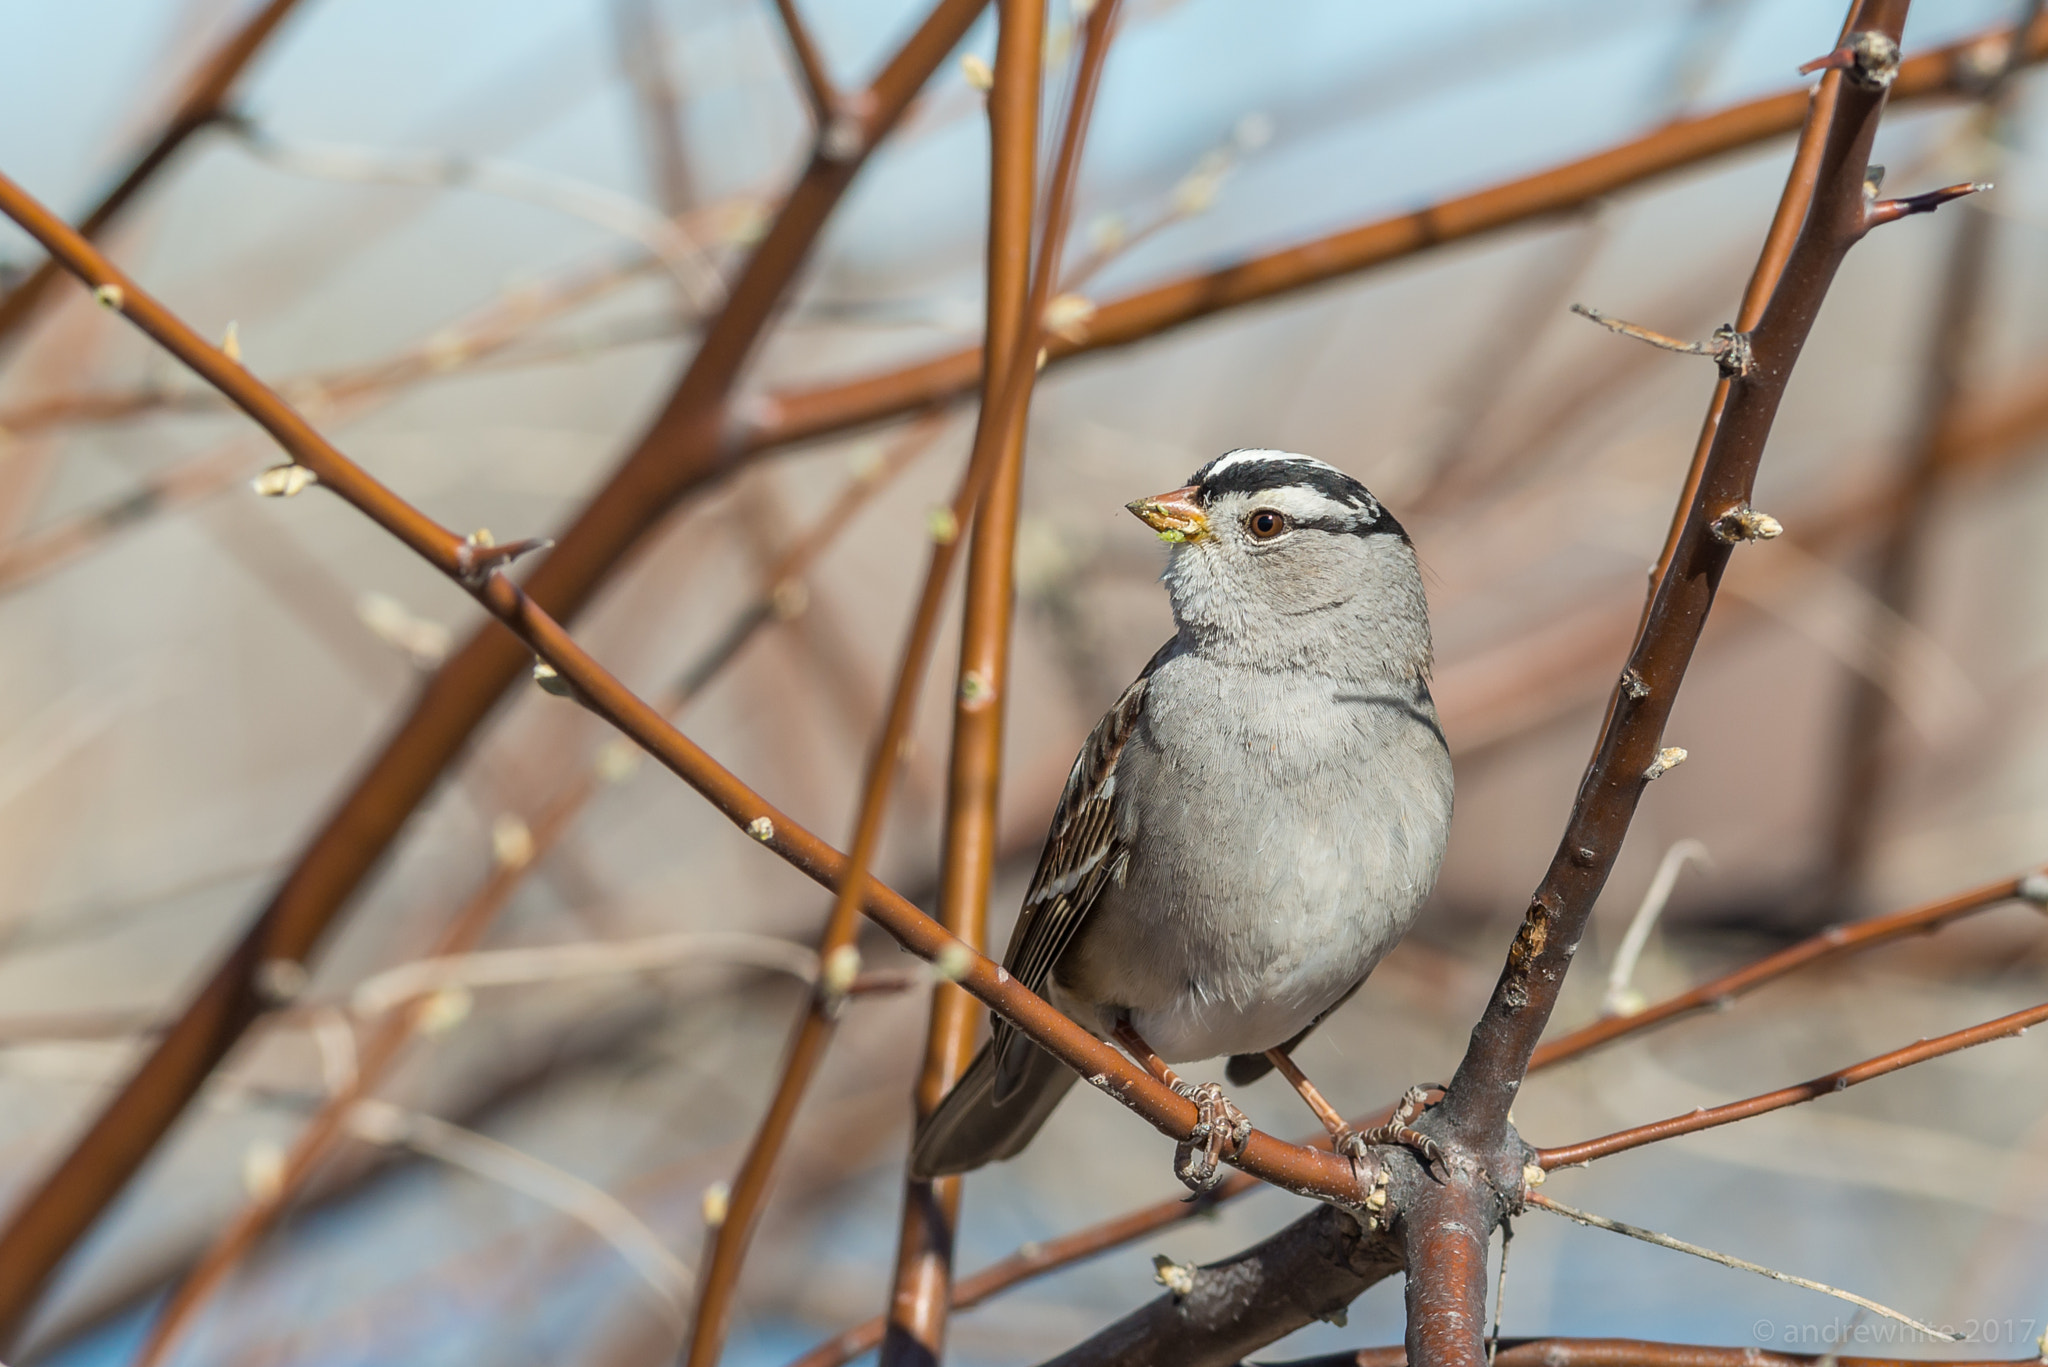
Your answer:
[909,449,1454,1190]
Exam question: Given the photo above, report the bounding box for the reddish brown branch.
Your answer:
[1529,869,2041,1067]
[744,8,2048,459]
[880,0,1086,1357]
[771,0,843,129]
[1266,1340,2043,1367]
[1399,4,1927,1363]
[0,2,990,1343]
[685,0,1116,1352]
[1537,994,2048,1169]
[1433,0,1915,1156]
[0,0,309,350]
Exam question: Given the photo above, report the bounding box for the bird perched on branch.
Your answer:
[911,450,1454,1190]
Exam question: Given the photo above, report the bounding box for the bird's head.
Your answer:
[1127,449,1429,677]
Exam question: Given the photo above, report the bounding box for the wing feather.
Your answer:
[990,640,1172,1099]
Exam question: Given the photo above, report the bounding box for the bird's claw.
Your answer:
[1173,1080,1251,1193]
[1355,1084,1451,1175]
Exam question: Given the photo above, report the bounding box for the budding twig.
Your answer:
[455,535,553,584]
[1539,995,2048,1168]
[347,1099,691,1327]
[1570,303,1751,376]
[1528,1193,1957,1340]
[1866,179,1992,229]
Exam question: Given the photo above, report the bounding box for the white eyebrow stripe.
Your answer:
[1240,483,1359,519]
[1200,448,1326,478]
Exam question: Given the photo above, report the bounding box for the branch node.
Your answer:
[595,737,641,784]
[770,578,809,620]
[1044,292,1097,342]
[251,463,317,498]
[820,944,861,1011]
[959,669,995,708]
[926,506,959,545]
[701,1181,730,1229]
[93,283,124,311]
[1799,30,1900,90]
[1711,505,1783,543]
[491,813,534,871]
[931,941,975,982]
[1151,1254,1196,1299]
[455,535,553,584]
[959,53,994,92]
[531,659,575,698]
[1642,746,1687,781]
[747,815,776,843]
[2019,871,2048,907]
[254,957,309,1006]
[1620,668,1650,702]
[819,112,866,163]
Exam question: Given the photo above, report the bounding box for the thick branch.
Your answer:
[881,0,1050,1361]
[1034,1206,1401,1367]
[1435,0,1915,1154]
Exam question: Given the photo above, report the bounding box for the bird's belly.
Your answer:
[1058,837,1414,1064]
[1050,657,1452,1066]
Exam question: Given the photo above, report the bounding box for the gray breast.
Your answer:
[1056,653,1453,1062]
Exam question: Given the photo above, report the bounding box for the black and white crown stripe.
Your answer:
[1188,449,1404,540]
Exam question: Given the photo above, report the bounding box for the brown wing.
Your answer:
[989,639,1173,1100]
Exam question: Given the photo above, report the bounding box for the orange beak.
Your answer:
[1126,485,1209,542]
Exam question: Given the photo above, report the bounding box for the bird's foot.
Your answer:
[1173,1080,1252,1193]
[1353,1084,1450,1175]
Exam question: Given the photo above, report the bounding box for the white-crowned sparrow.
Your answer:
[910,450,1454,1188]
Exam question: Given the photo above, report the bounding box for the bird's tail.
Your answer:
[909,1036,1079,1178]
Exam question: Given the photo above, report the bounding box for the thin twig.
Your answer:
[1569,303,1751,375]
[226,120,724,307]
[0,0,309,350]
[770,0,841,128]
[877,0,1059,1356]
[346,1100,692,1328]
[347,930,823,1018]
[1602,839,1712,1017]
[1526,1193,1959,1341]
[1537,995,2048,1169]
[611,0,696,215]
[1532,867,2042,1068]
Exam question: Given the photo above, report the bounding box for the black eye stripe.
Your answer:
[1188,453,1408,542]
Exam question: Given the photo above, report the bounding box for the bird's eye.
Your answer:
[1246,509,1288,540]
